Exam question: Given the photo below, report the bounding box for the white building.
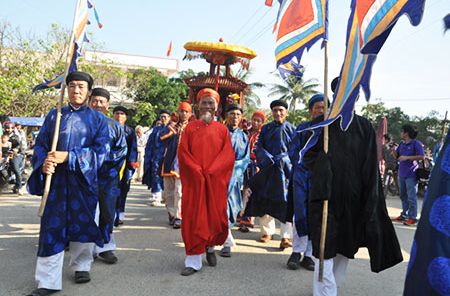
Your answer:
[83,50,179,104]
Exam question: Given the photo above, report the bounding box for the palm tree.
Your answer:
[233,67,265,117]
[268,70,319,111]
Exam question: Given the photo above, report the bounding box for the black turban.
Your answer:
[66,71,94,90]
[331,77,340,93]
[270,99,288,110]
[160,109,171,116]
[225,103,243,113]
[91,88,110,101]
[113,106,128,116]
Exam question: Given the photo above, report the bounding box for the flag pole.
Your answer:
[38,0,81,217]
[318,38,329,282]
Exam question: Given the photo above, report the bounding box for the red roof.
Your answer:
[184,74,248,91]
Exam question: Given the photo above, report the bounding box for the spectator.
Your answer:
[1,134,11,155]
[391,124,425,226]
[381,133,399,195]
[15,122,28,150]
[0,114,8,137]
[3,122,25,195]
[133,125,147,183]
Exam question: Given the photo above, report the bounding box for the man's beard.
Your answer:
[201,113,213,123]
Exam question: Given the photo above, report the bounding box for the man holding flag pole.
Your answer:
[269,0,425,294]
[27,1,108,295]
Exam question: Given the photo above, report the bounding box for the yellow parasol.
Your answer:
[184,41,257,60]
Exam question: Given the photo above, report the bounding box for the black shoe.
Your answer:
[287,252,301,270]
[75,271,90,283]
[99,251,118,264]
[181,267,197,276]
[27,288,58,296]
[300,256,315,271]
[206,251,217,266]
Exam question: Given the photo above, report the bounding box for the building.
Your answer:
[83,50,180,105]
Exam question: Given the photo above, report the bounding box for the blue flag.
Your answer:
[33,0,101,93]
[277,59,304,80]
[298,0,425,161]
[444,13,450,32]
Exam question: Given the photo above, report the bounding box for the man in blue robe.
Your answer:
[220,104,250,257]
[113,106,138,226]
[244,99,296,249]
[27,71,110,296]
[403,129,450,295]
[160,103,192,228]
[89,88,127,264]
[142,109,171,207]
[286,94,327,271]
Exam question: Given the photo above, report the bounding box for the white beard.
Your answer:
[201,114,212,124]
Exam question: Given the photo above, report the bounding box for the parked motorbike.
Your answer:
[417,156,434,198]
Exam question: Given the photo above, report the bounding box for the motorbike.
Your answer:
[417,156,433,198]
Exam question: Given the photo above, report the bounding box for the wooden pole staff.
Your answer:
[439,111,448,149]
[38,0,81,217]
[318,39,329,282]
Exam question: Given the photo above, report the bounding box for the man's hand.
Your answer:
[47,151,69,164]
[43,158,57,175]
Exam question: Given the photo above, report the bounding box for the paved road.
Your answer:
[0,185,420,296]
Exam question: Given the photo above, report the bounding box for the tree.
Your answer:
[362,102,446,150]
[234,67,265,118]
[268,70,319,112]
[126,67,188,125]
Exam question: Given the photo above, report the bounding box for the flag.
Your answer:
[444,13,450,32]
[273,0,328,67]
[87,0,103,28]
[167,40,172,57]
[277,58,304,79]
[33,0,100,93]
[265,0,274,6]
[298,0,425,159]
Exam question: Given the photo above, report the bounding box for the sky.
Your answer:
[1,0,449,119]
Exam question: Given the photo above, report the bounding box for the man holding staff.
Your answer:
[303,79,403,295]
[27,71,110,296]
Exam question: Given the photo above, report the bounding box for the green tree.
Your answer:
[127,67,188,118]
[234,67,264,118]
[268,70,319,112]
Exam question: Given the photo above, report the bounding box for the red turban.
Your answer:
[178,102,192,113]
[252,111,266,122]
[197,88,220,104]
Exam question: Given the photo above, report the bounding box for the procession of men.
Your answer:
[15,69,445,296]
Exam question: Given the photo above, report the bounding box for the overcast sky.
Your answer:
[2,0,449,118]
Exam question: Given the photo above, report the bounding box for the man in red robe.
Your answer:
[178,88,235,276]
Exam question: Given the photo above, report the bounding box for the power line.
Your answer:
[381,98,450,102]
[246,21,275,47]
[235,8,272,44]
[229,4,265,43]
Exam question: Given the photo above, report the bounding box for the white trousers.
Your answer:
[35,242,94,290]
[152,191,162,202]
[260,214,292,238]
[94,233,116,255]
[93,203,117,255]
[239,188,251,216]
[223,229,236,248]
[292,216,312,256]
[313,254,349,296]
[185,247,215,270]
[163,176,182,219]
